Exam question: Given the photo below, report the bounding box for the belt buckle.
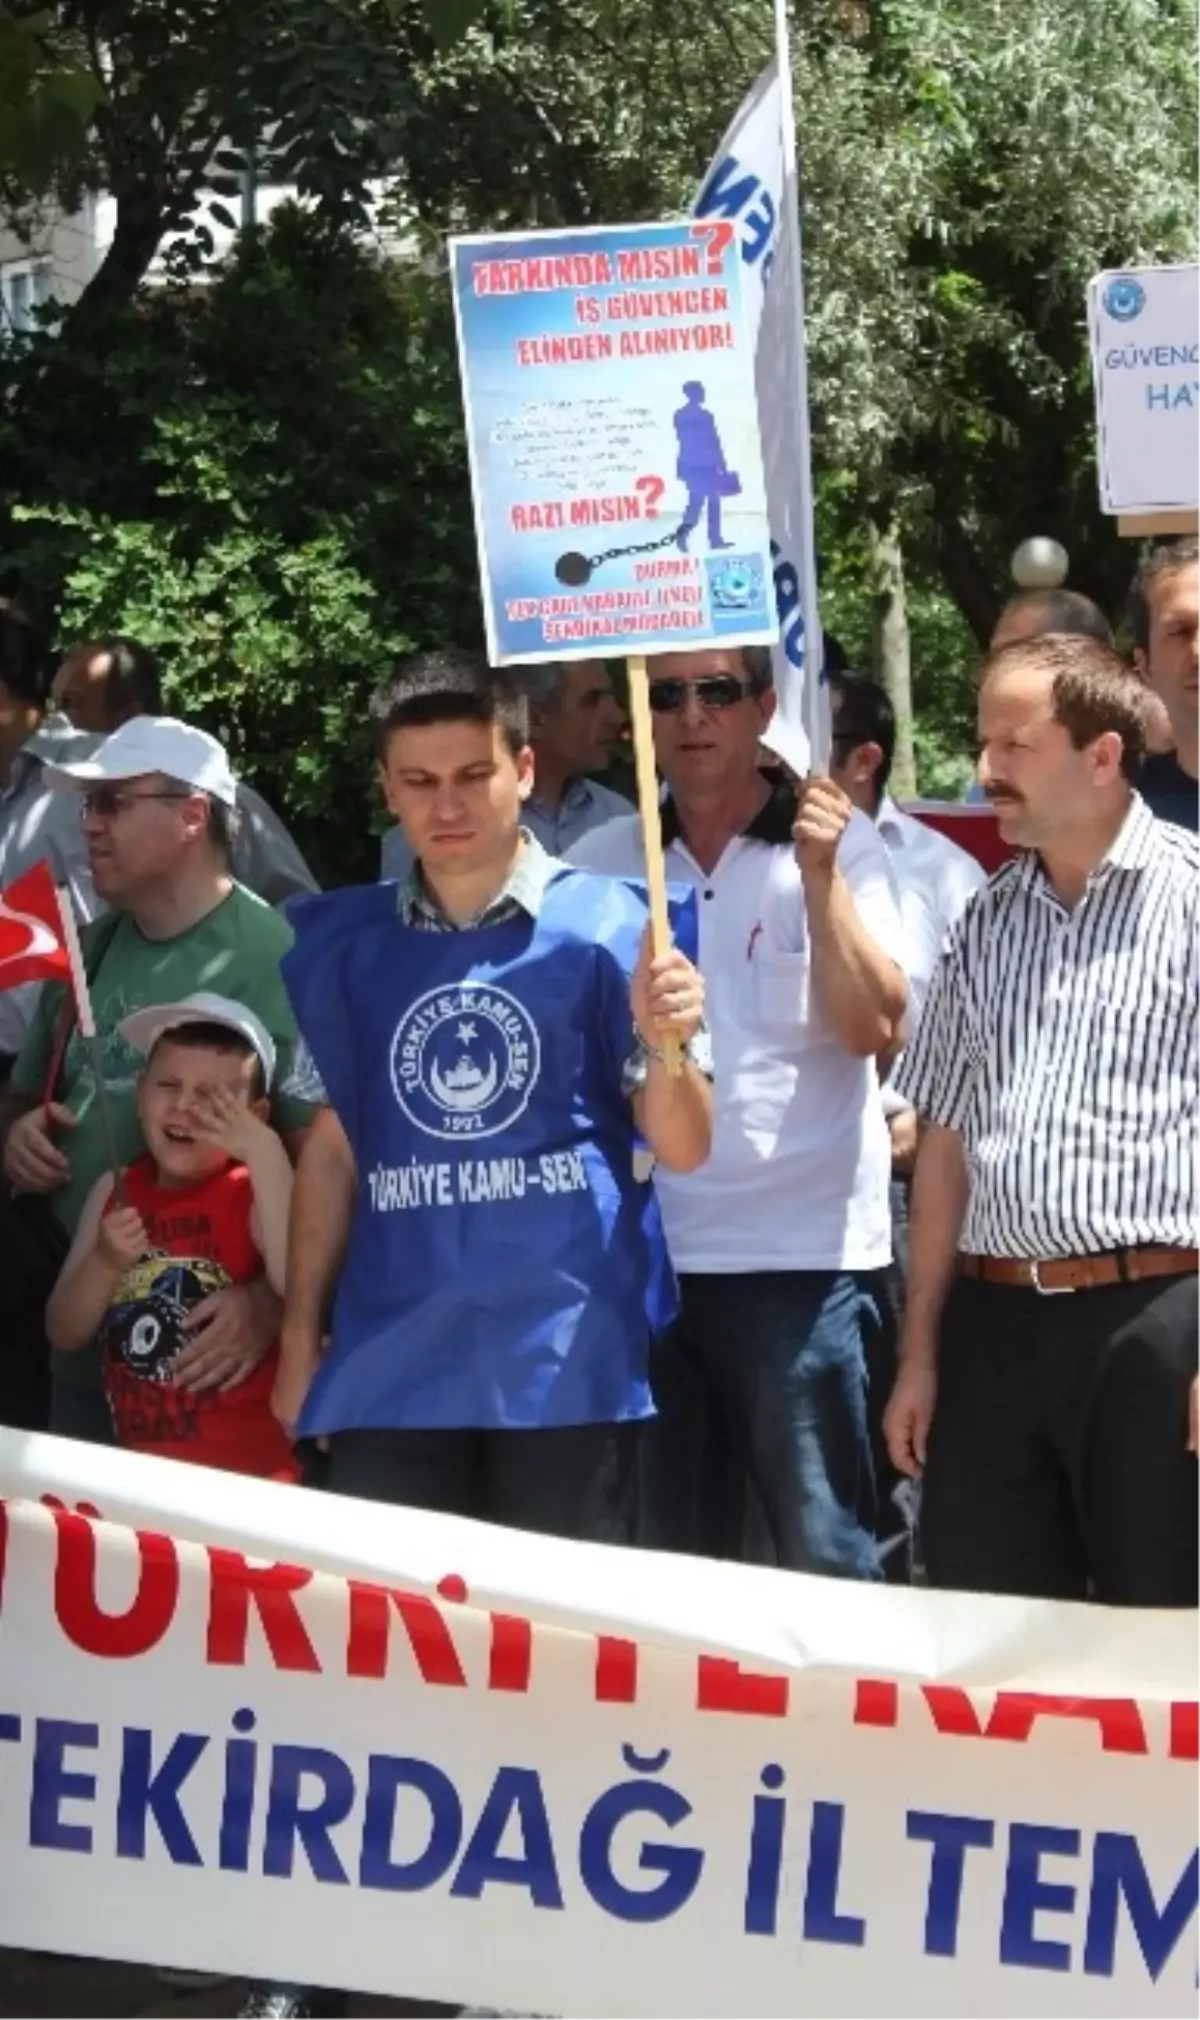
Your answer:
[1030,1259,1074,1296]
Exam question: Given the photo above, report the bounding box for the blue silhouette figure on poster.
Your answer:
[673,381,739,553]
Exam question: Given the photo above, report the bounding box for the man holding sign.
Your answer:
[275,650,710,1538]
[572,646,908,1577]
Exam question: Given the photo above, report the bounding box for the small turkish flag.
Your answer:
[0,860,72,993]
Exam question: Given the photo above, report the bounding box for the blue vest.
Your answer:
[282,867,697,1434]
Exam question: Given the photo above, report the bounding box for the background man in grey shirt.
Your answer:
[53,634,319,905]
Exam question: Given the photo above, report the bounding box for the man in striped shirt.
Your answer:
[884,634,1197,1606]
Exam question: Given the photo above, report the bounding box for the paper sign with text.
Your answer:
[1088,263,1199,514]
[451,220,777,664]
[0,1432,1195,2016]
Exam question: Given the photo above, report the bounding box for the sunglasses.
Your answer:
[79,787,191,819]
[647,676,753,713]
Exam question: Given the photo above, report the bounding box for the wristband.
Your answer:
[633,1024,668,1065]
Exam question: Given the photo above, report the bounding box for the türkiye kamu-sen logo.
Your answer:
[390,983,541,1140]
[1103,275,1146,323]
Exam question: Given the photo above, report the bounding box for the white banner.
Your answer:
[0,1432,1196,2016]
[694,25,827,775]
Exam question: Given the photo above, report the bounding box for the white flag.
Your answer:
[693,26,827,774]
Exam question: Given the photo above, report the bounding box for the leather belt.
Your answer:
[958,1247,1199,1294]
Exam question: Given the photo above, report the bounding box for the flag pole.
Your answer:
[54,886,128,1205]
[772,0,827,769]
[627,654,683,1078]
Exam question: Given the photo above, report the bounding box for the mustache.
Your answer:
[986,788,1024,806]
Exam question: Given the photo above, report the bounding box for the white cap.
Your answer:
[120,991,276,1089]
[45,717,237,806]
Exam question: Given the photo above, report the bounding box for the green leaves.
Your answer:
[0,7,104,194]
[0,212,475,883]
[422,0,487,50]
[1,0,1196,820]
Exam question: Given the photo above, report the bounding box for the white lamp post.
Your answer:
[1010,537,1069,590]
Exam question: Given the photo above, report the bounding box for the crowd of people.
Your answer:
[0,539,1196,2015]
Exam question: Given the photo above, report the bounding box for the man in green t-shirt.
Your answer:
[0,716,321,1443]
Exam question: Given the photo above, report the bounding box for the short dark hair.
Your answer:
[369,648,529,759]
[147,1019,267,1100]
[1126,537,1199,652]
[993,589,1113,647]
[159,772,241,866]
[828,671,896,796]
[513,660,569,712]
[740,645,773,695]
[0,597,52,706]
[980,634,1149,782]
[85,635,163,717]
[205,795,241,865]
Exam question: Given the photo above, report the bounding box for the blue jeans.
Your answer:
[642,1271,881,1579]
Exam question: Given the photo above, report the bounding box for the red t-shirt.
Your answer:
[100,1153,297,1481]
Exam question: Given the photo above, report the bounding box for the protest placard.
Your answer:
[450,219,777,666]
[0,1431,1195,2016]
[1088,264,1199,527]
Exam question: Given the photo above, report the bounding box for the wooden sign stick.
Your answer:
[1117,510,1199,539]
[627,653,683,1077]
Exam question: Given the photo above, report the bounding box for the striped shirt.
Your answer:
[896,794,1199,1257]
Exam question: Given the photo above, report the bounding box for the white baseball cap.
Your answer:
[45,716,238,807]
[120,991,277,1089]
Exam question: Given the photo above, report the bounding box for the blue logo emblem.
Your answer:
[707,552,765,612]
[1104,275,1146,323]
[390,983,540,1141]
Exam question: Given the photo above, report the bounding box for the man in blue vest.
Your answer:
[273,647,711,1542]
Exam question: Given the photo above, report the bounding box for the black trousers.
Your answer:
[924,1273,1198,1606]
[316,1421,641,1544]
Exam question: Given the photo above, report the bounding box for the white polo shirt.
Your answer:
[873,796,985,1124]
[875,796,985,1033]
[569,781,908,1274]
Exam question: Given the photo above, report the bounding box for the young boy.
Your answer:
[48,991,297,1480]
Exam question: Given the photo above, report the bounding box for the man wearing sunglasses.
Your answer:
[51,633,320,906]
[0,716,321,1446]
[570,646,908,1579]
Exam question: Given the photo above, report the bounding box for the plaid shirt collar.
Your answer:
[397,829,562,930]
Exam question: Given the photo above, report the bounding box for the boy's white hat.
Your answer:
[120,991,276,1088]
[45,717,238,807]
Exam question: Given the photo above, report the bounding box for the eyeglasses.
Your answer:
[647,676,753,713]
[79,787,191,820]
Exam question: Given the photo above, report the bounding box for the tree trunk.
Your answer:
[869,509,917,800]
[65,185,169,338]
[933,508,1000,647]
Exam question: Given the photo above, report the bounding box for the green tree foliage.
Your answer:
[3,212,478,882]
[0,0,1195,860]
[0,7,104,196]
[794,0,1198,637]
[399,0,1197,633]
